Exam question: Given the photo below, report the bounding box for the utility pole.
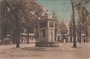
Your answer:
[71,0,77,48]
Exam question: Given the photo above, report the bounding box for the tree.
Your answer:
[59,21,68,43]
[76,5,89,43]
[52,11,58,41]
[23,0,44,43]
[70,0,89,48]
[0,0,45,47]
[69,19,73,43]
[71,0,77,48]
[0,0,25,47]
[60,22,68,34]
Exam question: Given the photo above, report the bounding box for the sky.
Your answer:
[37,0,90,23]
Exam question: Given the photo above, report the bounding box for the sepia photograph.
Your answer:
[0,0,90,59]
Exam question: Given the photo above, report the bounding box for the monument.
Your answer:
[35,18,56,47]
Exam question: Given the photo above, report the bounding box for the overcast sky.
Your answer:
[0,0,89,23]
[37,0,90,23]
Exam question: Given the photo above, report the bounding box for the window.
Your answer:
[49,22,54,28]
[40,22,47,28]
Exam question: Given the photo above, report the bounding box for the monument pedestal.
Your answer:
[35,42,49,47]
[35,42,59,47]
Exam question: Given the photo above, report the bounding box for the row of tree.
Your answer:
[0,0,46,48]
[69,0,90,45]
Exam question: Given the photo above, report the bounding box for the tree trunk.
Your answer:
[70,35,72,43]
[14,14,20,48]
[71,0,77,48]
[27,32,29,44]
[0,36,4,44]
[11,34,16,44]
[79,31,81,43]
[12,28,20,48]
[77,28,81,43]
[15,32,20,48]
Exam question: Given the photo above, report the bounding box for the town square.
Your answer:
[0,0,90,59]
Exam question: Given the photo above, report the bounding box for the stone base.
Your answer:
[35,42,59,47]
[35,42,48,47]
